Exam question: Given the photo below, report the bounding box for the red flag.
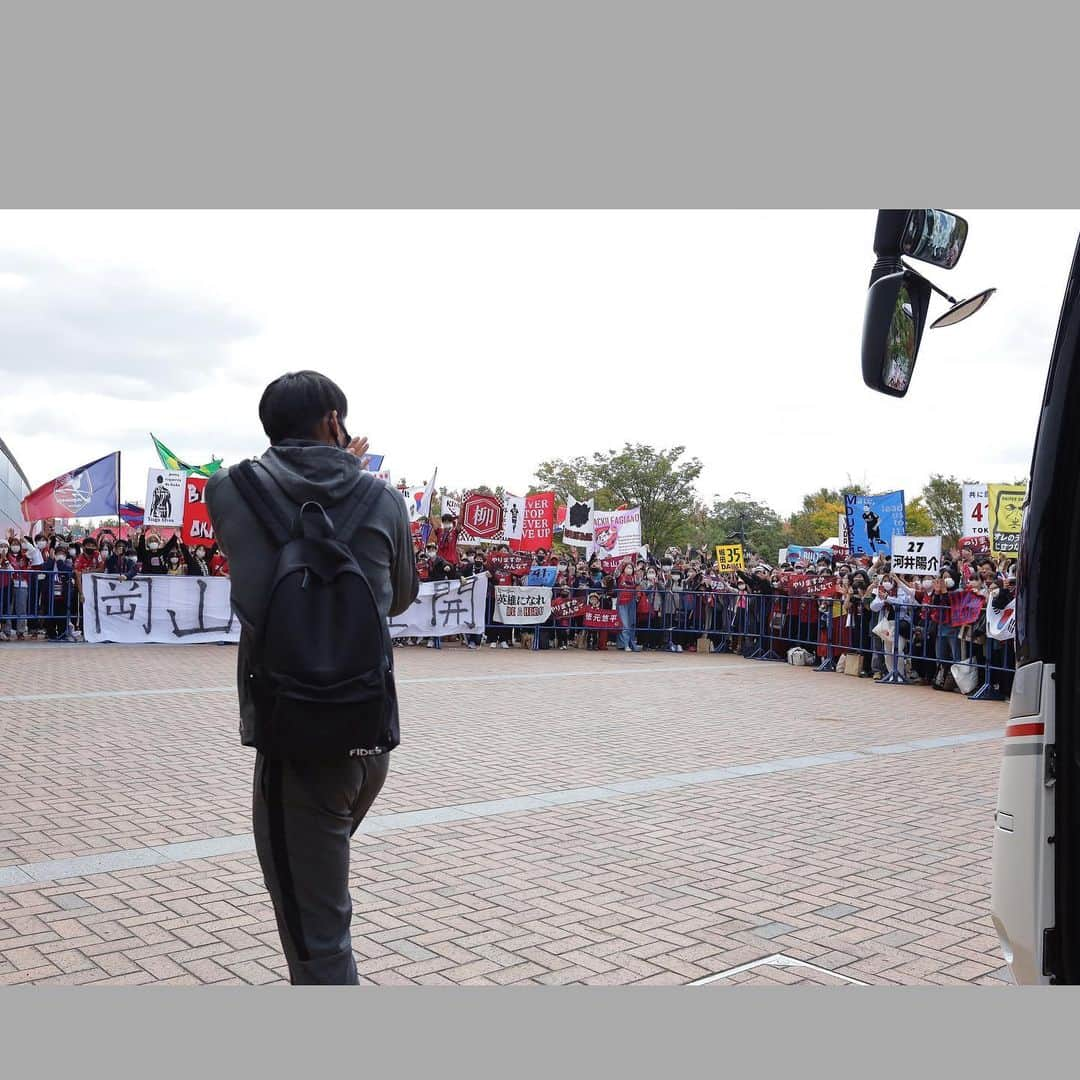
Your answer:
[509,492,555,552]
[181,476,215,545]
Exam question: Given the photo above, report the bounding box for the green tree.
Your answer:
[708,496,786,562]
[533,444,703,552]
[786,484,868,546]
[904,495,936,536]
[920,474,965,541]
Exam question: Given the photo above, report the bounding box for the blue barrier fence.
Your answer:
[0,567,80,639]
[409,582,1015,699]
[2,570,1015,700]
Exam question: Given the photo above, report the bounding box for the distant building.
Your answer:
[0,434,31,535]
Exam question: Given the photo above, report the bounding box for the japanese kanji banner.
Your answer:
[590,507,642,558]
[962,484,989,539]
[562,497,595,548]
[459,491,505,543]
[844,491,906,556]
[988,483,1026,557]
[144,468,186,528]
[583,607,620,629]
[890,535,942,577]
[181,476,215,545]
[959,534,991,554]
[715,543,745,572]
[493,585,552,624]
[83,574,239,644]
[510,492,555,552]
[387,574,489,639]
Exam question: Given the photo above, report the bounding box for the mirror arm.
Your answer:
[900,260,958,305]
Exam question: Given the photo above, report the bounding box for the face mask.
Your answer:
[148,542,160,552]
[426,549,436,557]
[195,549,206,559]
[169,559,180,567]
[944,578,955,588]
[85,550,97,558]
[36,541,47,550]
[921,579,932,589]
[884,581,895,591]
[647,573,657,581]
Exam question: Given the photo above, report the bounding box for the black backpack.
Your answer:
[230,461,398,760]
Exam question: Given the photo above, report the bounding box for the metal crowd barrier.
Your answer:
[459,583,1015,698]
[0,567,80,639]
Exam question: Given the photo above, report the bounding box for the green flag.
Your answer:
[150,434,224,478]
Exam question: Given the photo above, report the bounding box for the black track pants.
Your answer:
[253,750,389,985]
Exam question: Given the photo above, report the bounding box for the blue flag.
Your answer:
[21,452,121,522]
[844,491,906,556]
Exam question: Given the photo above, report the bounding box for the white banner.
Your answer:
[442,496,460,519]
[84,573,240,644]
[986,598,1016,641]
[144,468,186,528]
[962,484,989,538]
[502,493,525,541]
[589,507,642,558]
[387,574,489,639]
[563,497,595,548]
[890,534,943,577]
[493,585,552,625]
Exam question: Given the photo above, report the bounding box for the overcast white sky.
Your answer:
[0,210,1075,518]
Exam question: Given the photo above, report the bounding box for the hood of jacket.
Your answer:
[257,439,366,508]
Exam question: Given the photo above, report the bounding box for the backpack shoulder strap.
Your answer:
[230,460,293,548]
[332,474,387,546]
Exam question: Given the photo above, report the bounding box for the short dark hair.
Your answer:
[258,370,348,445]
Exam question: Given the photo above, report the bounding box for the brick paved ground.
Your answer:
[0,641,1012,986]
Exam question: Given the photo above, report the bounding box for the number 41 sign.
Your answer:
[890,535,943,577]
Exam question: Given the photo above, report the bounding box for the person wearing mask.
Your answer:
[615,562,642,652]
[45,542,76,642]
[929,572,961,690]
[460,554,486,650]
[0,537,12,641]
[3,535,33,639]
[134,529,180,575]
[166,549,187,576]
[433,513,460,568]
[31,532,52,637]
[183,540,215,578]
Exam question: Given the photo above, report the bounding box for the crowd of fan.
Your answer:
[0,526,228,642]
[406,513,1017,695]
[1,514,1016,698]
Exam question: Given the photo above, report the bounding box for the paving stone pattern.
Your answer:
[0,642,1011,985]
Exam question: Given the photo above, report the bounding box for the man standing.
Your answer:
[207,370,418,985]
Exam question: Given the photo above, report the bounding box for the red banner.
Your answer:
[510,492,555,552]
[552,596,587,620]
[490,551,532,575]
[181,476,215,545]
[959,535,991,554]
[600,556,634,575]
[583,608,620,629]
[780,573,836,597]
[950,589,985,626]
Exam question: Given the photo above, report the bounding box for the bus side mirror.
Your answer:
[861,270,931,397]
